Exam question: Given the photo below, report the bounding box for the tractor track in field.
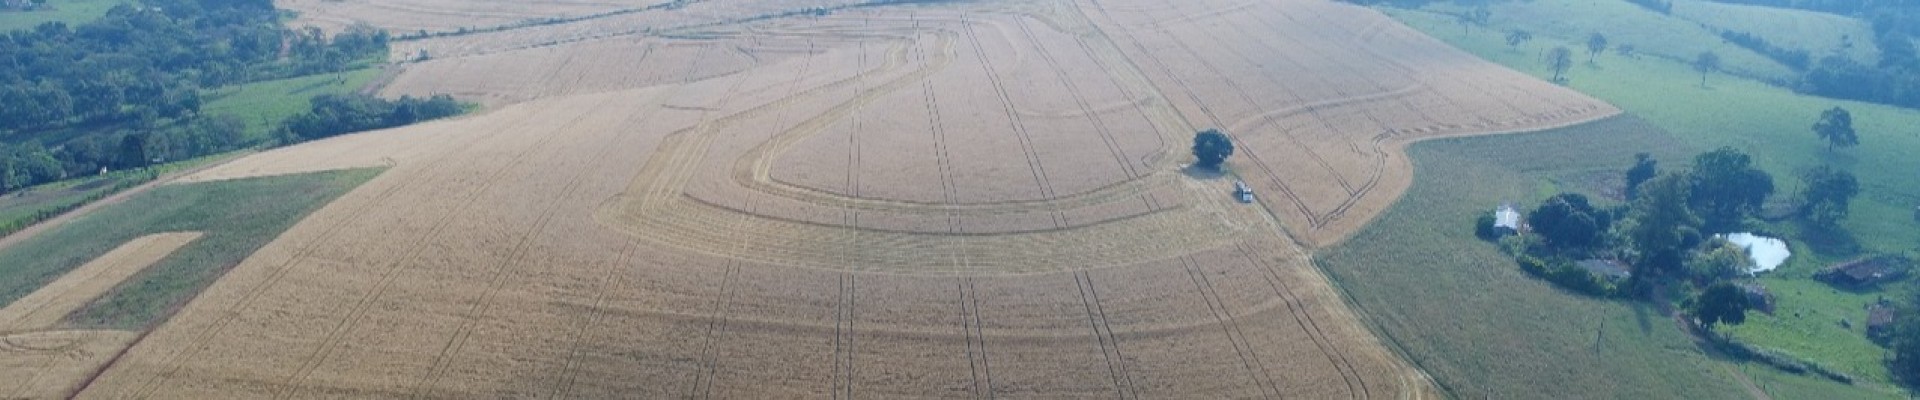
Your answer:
[1181,255,1279,399]
[1238,242,1368,400]
[408,87,674,398]
[1073,271,1137,399]
[77,0,1620,397]
[274,95,638,400]
[957,277,995,399]
[108,84,606,399]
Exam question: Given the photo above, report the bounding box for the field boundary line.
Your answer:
[1236,242,1367,399]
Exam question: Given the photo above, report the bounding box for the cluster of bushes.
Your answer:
[1512,253,1621,297]
[1719,30,1812,70]
[282,94,465,141]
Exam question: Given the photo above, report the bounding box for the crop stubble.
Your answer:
[70,0,1616,397]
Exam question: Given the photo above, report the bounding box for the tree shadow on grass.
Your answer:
[1181,164,1230,180]
[1632,300,1655,336]
[1798,222,1863,257]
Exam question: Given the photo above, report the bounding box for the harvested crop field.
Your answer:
[63,0,1612,397]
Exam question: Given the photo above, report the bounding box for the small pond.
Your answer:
[1720,232,1790,274]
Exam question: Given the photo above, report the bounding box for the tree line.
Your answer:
[0,0,402,195]
[1698,1,1920,108]
[0,0,387,134]
[0,92,466,193]
[282,94,465,141]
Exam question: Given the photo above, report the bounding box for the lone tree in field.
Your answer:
[1505,29,1532,49]
[1546,46,1574,83]
[1812,106,1859,152]
[1586,33,1608,63]
[1798,165,1859,228]
[1191,129,1234,171]
[1693,51,1721,87]
[1691,281,1751,333]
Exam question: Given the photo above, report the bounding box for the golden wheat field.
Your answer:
[36,0,1618,397]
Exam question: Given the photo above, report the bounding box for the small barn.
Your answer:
[1815,256,1910,289]
[1494,202,1523,232]
[1738,282,1776,314]
[1868,302,1898,341]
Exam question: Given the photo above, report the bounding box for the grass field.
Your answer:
[0,168,380,330]
[1317,115,1896,399]
[0,172,150,235]
[0,0,115,32]
[0,153,242,238]
[1669,0,1881,64]
[1410,0,1798,83]
[1370,3,1920,396]
[201,68,385,142]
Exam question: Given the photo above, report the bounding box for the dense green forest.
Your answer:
[0,0,397,193]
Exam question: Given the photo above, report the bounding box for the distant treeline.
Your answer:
[1723,1,1920,108]
[1703,0,1918,17]
[0,0,434,195]
[283,94,464,141]
[0,93,465,193]
[1719,30,1812,70]
[0,0,386,134]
